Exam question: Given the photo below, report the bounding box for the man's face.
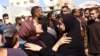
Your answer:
[17,20,22,25]
[61,8,69,14]
[3,16,9,21]
[75,9,81,17]
[0,21,3,25]
[51,14,56,20]
[35,8,43,18]
[90,10,99,20]
[84,10,90,18]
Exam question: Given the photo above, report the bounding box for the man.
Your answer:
[2,14,9,24]
[14,17,22,32]
[87,8,100,56]
[60,6,70,15]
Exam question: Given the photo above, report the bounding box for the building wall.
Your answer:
[55,0,73,9]
[9,0,39,7]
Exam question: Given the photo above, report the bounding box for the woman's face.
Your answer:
[57,18,65,32]
[34,23,43,34]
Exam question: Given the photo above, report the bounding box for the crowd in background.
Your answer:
[0,5,100,56]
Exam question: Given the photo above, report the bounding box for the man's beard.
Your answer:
[38,15,44,20]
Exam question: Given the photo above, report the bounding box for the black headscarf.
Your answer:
[58,14,85,56]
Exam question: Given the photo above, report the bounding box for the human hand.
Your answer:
[58,33,72,46]
[85,48,88,56]
[25,43,42,52]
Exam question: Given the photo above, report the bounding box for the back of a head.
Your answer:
[3,24,17,38]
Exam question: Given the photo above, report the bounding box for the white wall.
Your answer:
[0,5,8,19]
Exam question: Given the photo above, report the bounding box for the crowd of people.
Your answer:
[0,5,100,56]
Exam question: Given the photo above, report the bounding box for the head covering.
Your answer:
[18,20,37,41]
[58,14,85,56]
[3,24,17,37]
[18,20,46,47]
[62,14,76,33]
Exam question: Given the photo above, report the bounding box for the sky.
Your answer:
[0,0,100,6]
[0,0,9,6]
[73,0,100,6]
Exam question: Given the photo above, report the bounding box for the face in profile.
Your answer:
[35,7,43,18]
[34,23,43,34]
[57,18,65,32]
[84,10,90,18]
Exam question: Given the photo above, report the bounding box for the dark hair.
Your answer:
[0,19,2,22]
[47,11,54,19]
[90,7,99,13]
[2,13,8,18]
[61,6,69,9]
[84,8,90,12]
[90,7,100,19]
[31,6,41,17]
[15,17,21,23]
[97,6,100,9]
[71,9,76,15]
[61,6,69,14]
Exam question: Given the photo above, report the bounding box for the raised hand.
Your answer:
[52,33,72,52]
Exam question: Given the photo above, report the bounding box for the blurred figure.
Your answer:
[0,19,4,34]
[97,6,100,19]
[60,6,70,15]
[84,8,91,20]
[87,7,100,56]
[47,11,57,38]
[21,15,25,22]
[72,8,87,38]
[3,24,19,48]
[0,48,28,56]
[2,13,9,24]
[0,19,4,46]
[14,17,22,32]
[27,16,32,20]
[18,6,46,56]
[71,8,81,18]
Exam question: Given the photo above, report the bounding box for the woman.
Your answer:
[18,18,72,56]
[25,14,85,56]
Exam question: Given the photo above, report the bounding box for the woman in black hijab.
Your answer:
[57,14,85,56]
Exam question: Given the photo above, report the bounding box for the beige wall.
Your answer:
[55,0,73,10]
[9,0,39,7]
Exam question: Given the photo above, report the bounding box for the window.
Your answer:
[29,0,34,3]
[17,2,20,5]
[24,1,27,4]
